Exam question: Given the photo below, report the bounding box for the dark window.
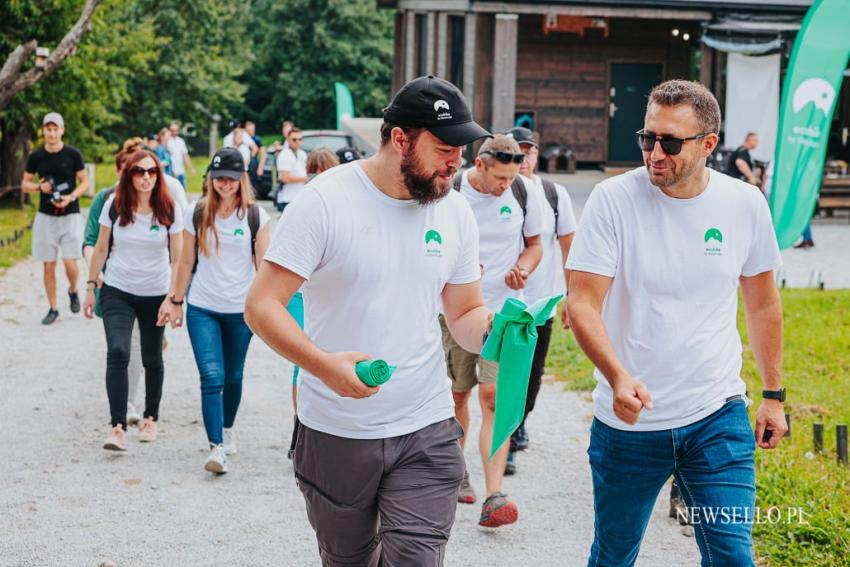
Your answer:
[449,15,465,87]
[416,14,427,76]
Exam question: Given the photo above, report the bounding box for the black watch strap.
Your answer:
[169,296,184,305]
[762,388,786,402]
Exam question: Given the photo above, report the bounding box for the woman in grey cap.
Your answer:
[165,148,271,474]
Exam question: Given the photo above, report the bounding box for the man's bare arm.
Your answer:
[441,280,491,354]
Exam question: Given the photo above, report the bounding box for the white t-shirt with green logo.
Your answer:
[265,162,481,439]
[459,169,544,312]
[99,195,184,296]
[523,175,577,306]
[184,205,270,313]
[567,167,782,431]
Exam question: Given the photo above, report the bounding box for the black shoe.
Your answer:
[512,424,529,452]
[794,239,814,249]
[41,308,59,325]
[504,451,516,476]
[68,291,80,313]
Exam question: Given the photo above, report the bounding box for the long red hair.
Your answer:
[114,150,175,227]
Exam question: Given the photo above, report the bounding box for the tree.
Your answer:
[0,0,101,112]
[237,0,394,131]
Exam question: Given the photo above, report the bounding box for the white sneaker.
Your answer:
[127,403,141,426]
[223,428,237,455]
[204,444,227,474]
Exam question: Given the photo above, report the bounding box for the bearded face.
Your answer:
[399,135,458,205]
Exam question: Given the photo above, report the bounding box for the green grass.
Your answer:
[0,200,37,269]
[547,290,850,566]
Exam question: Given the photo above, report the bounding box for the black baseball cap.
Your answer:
[504,127,537,147]
[383,76,491,147]
[208,148,244,180]
[336,146,362,164]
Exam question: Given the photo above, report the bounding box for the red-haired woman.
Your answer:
[83,149,184,451]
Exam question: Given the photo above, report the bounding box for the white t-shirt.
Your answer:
[566,167,782,431]
[276,147,308,203]
[458,169,544,312]
[264,162,481,439]
[236,144,251,170]
[164,174,188,210]
[523,175,577,305]
[166,137,189,175]
[223,131,257,150]
[185,204,270,313]
[100,195,184,296]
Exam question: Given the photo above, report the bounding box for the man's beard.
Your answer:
[400,146,456,205]
[645,154,699,189]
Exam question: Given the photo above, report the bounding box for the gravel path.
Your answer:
[0,255,701,566]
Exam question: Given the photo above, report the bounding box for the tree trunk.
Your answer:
[0,119,32,207]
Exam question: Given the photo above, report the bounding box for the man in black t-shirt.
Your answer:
[21,112,89,325]
[727,132,759,185]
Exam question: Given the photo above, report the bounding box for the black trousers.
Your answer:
[100,284,166,429]
[522,318,554,425]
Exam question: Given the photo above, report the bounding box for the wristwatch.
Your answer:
[762,388,786,402]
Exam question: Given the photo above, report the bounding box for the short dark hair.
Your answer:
[288,127,302,137]
[745,132,758,139]
[648,80,721,134]
[379,120,423,147]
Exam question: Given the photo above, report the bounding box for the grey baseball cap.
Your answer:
[43,112,64,128]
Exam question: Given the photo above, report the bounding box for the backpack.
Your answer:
[192,201,261,273]
[540,178,560,236]
[453,172,528,228]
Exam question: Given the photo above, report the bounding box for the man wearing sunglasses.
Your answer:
[443,134,544,527]
[567,80,785,566]
[247,75,492,565]
[274,127,309,212]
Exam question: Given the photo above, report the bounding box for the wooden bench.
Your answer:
[818,177,850,220]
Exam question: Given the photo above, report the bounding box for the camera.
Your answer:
[44,176,70,203]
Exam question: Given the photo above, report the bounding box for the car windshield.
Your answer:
[302,135,350,152]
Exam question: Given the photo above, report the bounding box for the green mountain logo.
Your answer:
[704,228,723,243]
[149,225,160,232]
[500,206,512,216]
[425,229,442,245]
[234,228,245,237]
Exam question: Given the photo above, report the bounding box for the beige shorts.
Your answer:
[439,315,498,393]
[31,212,82,262]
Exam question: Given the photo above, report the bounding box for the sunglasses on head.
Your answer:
[635,129,709,156]
[480,150,525,164]
[131,166,159,178]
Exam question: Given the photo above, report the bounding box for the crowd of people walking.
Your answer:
[20,74,788,567]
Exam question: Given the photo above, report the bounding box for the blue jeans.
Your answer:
[587,399,756,567]
[186,304,253,445]
[287,291,304,385]
[802,223,813,242]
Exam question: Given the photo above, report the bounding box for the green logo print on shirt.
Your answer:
[425,229,442,257]
[500,205,512,217]
[704,228,723,256]
[149,225,160,232]
[234,228,245,237]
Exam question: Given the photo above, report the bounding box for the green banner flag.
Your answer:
[770,0,850,249]
[481,295,563,459]
[334,81,355,131]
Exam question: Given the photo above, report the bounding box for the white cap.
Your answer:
[43,112,64,128]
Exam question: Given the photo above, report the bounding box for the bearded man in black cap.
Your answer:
[246,76,492,566]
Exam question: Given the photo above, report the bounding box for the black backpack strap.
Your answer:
[453,173,463,192]
[248,204,261,264]
[107,197,118,260]
[192,201,204,274]
[541,178,560,233]
[510,176,528,235]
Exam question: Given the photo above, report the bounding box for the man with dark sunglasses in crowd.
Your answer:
[441,134,544,528]
[567,79,786,566]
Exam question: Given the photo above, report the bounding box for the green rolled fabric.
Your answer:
[355,359,396,387]
[481,294,563,459]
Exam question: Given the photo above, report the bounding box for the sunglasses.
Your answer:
[635,129,709,156]
[291,137,303,142]
[480,150,526,164]
[131,166,159,178]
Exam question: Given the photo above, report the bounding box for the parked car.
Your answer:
[300,130,357,154]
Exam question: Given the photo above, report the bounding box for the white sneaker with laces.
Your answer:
[223,428,237,455]
[204,444,227,474]
[127,403,141,426]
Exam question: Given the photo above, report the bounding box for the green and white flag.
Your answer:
[770,0,850,249]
